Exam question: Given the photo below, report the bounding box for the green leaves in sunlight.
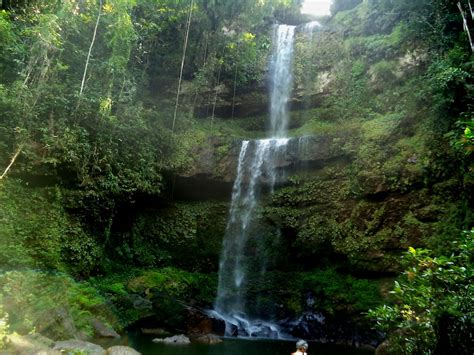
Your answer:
[0,270,117,340]
[368,230,474,354]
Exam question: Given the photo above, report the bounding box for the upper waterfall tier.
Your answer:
[269,25,296,138]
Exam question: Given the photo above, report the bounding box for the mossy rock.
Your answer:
[0,270,118,340]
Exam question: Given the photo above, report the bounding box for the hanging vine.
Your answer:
[172,0,195,133]
[79,0,103,97]
[210,46,225,128]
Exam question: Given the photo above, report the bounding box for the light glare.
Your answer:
[301,0,332,16]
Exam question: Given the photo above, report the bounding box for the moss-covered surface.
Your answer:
[180,7,473,326]
[0,179,103,275]
[237,269,383,318]
[89,268,218,330]
[0,270,118,340]
[0,267,218,340]
[108,201,228,272]
[0,0,472,348]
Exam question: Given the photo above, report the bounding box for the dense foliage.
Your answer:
[0,0,301,200]
[0,0,472,352]
[0,270,112,339]
[368,231,473,354]
[0,0,303,271]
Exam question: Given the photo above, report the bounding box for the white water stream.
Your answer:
[302,20,322,39]
[212,25,297,338]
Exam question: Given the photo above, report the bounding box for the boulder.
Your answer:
[140,328,170,336]
[185,308,225,336]
[35,307,80,341]
[194,334,223,345]
[375,340,391,355]
[3,333,60,355]
[289,311,326,340]
[175,134,353,199]
[53,340,106,354]
[152,334,191,345]
[106,345,141,355]
[91,319,120,339]
[128,295,153,311]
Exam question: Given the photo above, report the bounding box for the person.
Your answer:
[292,339,308,355]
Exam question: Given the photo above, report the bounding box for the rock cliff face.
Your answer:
[69,9,474,347]
[193,80,328,122]
[176,134,352,196]
[132,16,474,344]
[155,97,468,345]
[176,127,458,274]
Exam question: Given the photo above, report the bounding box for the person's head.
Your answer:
[296,339,308,352]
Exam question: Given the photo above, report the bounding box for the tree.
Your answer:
[368,231,474,354]
[330,0,362,16]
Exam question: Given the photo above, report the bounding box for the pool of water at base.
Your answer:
[96,332,375,355]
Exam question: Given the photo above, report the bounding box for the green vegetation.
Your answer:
[227,268,383,324]
[89,268,217,328]
[300,268,382,314]
[368,231,473,354]
[0,301,8,348]
[0,0,472,352]
[0,270,114,339]
[0,267,218,341]
[0,179,102,274]
[109,202,227,271]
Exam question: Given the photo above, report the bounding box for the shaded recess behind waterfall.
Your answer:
[213,24,296,336]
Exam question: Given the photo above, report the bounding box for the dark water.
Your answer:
[103,332,374,355]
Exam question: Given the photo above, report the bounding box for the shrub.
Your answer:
[0,301,8,349]
[368,230,474,353]
[0,270,116,340]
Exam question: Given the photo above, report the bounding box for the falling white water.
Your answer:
[301,20,322,39]
[269,25,296,137]
[214,138,290,337]
[213,25,296,338]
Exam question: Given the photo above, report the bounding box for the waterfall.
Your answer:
[301,20,322,40]
[212,24,296,338]
[269,25,296,137]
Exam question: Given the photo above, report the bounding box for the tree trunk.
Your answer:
[0,146,22,180]
[458,1,474,52]
[79,0,102,96]
[172,0,194,132]
[211,45,226,128]
[231,65,238,119]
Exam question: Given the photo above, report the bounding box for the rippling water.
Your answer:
[115,332,375,355]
